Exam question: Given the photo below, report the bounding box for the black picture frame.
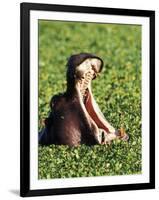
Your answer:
[20,2,155,197]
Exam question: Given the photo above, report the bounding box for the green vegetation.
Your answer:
[38,20,142,179]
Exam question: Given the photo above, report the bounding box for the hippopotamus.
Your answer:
[39,53,128,146]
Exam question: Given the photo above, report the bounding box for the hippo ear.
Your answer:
[91,58,103,74]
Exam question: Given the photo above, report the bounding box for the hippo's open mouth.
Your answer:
[75,58,120,143]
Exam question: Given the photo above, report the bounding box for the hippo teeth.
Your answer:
[80,72,94,99]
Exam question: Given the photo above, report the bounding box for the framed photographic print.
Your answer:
[20,2,155,197]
